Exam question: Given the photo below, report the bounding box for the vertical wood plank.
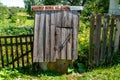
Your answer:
[50,11,56,61]
[45,12,50,62]
[56,11,62,27]
[0,38,4,67]
[89,15,95,66]
[33,12,40,62]
[30,36,33,65]
[61,28,67,59]
[25,36,29,64]
[67,11,73,60]
[10,37,15,68]
[61,11,67,59]
[38,11,45,62]
[72,11,79,60]
[62,11,67,27]
[100,15,109,63]
[15,37,19,67]
[107,16,115,63]
[55,11,62,59]
[67,29,72,60]
[5,38,9,66]
[20,37,24,68]
[114,17,120,53]
[55,28,60,59]
[94,14,101,66]
[67,11,72,27]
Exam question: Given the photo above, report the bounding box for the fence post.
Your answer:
[107,15,115,64]
[100,14,109,64]
[89,15,95,66]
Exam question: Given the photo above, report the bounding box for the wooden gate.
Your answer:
[0,34,33,68]
[89,14,120,66]
[32,6,79,62]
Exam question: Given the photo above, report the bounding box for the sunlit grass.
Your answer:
[78,64,120,80]
[0,64,120,80]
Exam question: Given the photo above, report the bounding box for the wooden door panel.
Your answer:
[55,28,73,60]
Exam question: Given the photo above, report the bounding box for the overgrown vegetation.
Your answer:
[0,25,33,35]
[0,63,120,80]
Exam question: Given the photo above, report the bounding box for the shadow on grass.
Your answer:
[14,66,63,77]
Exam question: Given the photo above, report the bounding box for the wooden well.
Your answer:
[32,6,80,73]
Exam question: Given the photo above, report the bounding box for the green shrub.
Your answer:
[0,25,33,35]
[78,21,89,55]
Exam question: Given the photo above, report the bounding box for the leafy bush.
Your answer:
[72,20,89,73]
[11,15,18,23]
[78,21,89,55]
[0,25,33,35]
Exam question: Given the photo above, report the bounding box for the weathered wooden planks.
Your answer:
[45,11,50,62]
[114,17,120,53]
[100,15,109,63]
[50,11,56,61]
[89,14,120,66]
[33,12,40,62]
[107,16,115,63]
[72,11,79,59]
[89,15,95,66]
[33,11,79,62]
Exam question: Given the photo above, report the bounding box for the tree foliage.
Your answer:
[81,0,109,23]
[0,3,9,21]
[24,0,109,17]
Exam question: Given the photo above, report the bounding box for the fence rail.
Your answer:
[89,14,120,66]
[0,34,33,69]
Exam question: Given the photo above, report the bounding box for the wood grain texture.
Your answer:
[72,11,79,60]
[33,11,79,62]
[100,15,109,63]
[55,11,62,59]
[114,18,120,53]
[55,28,60,59]
[50,11,56,61]
[89,15,95,66]
[94,14,101,66]
[33,12,40,62]
[107,16,115,63]
[45,11,50,62]
[38,11,45,62]
[61,28,67,59]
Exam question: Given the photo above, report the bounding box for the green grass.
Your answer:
[78,64,120,80]
[0,64,120,80]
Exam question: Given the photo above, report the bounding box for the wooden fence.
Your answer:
[89,14,120,66]
[0,34,33,69]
